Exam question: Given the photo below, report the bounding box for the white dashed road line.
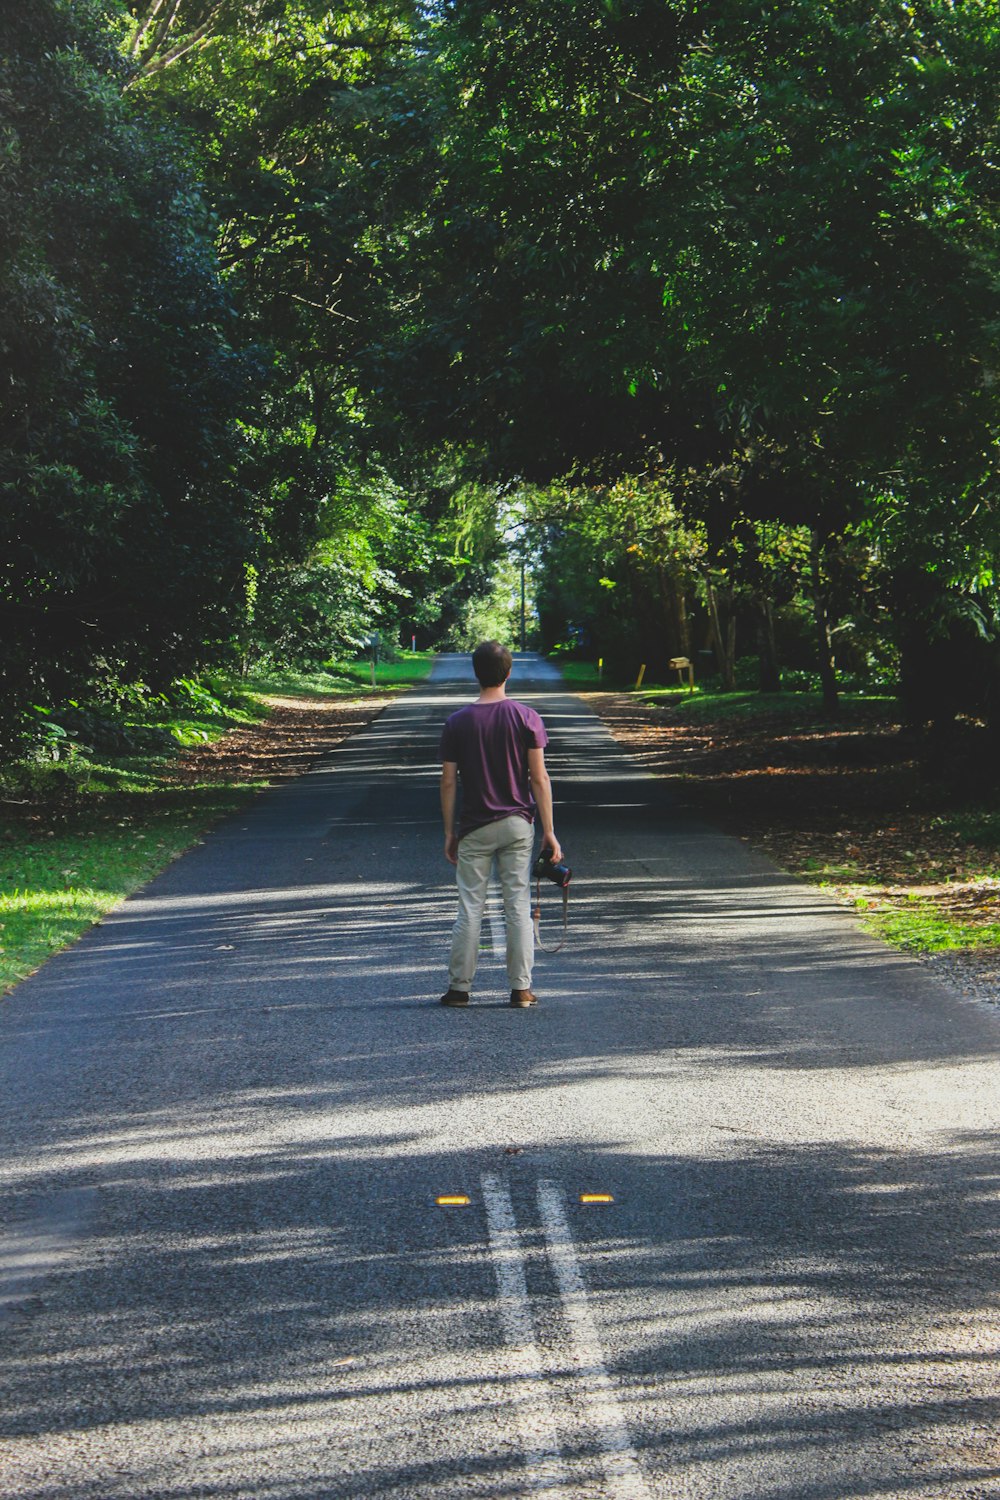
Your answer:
[480,1173,570,1493]
[537,1180,653,1500]
[480,1174,651,1498]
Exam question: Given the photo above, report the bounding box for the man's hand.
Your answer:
[444,833,459,865]
[541,829,563,864]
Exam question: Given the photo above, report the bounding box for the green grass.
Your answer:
[548,659,631,689]
[0,785,259,993]
[334,650,435,690]
[857,898,1000,953]
[0,673,270,991]
[636,687,896,723]
[550,658,894,725]
[243,665,363,699]
[805,874,998,953]
[0,652,434,995]
[808,832,1000,955]
[247,651,434,698]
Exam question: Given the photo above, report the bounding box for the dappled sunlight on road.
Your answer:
[2,658,1000,1498]
[2,1101,999,1498]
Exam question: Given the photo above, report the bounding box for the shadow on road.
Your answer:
[1,1111,998,1498]
[1,657,999,1498]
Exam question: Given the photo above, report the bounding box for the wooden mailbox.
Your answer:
[669,655,695,692]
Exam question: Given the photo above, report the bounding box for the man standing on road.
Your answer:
[439,641,562,1008]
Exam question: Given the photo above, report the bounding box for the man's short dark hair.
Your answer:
[472,640,512,687]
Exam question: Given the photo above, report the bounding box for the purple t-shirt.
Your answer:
[439,698,549,838]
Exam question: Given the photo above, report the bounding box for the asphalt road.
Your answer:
[1,653,999,1499]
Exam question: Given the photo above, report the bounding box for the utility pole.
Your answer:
[520,543,526,652]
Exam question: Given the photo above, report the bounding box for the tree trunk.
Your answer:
[757,598,781,693]
[677,589,691,660]
[658,563,691,660]
[705,578,736,691]
[810,532,839,713]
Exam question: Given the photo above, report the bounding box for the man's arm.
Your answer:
[528,746,563,863]
[440,761,459,865]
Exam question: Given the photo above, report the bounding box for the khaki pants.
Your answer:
[449,815,534,993]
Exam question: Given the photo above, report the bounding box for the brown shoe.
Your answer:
[510,989,538,1007]
[440,988,470,1006]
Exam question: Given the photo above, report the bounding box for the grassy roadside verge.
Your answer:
[247,654,434,698]
[0,787,259,994]
[570,677,1000,956]
[0,653,434,995]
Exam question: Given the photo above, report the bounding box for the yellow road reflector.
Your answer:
[436,1194,471,1207]
[579,1192,615,1204]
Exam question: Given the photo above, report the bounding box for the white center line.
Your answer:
[480,1174,570,1494]
[537,1180,652,1500]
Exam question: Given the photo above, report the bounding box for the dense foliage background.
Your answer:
[5,0,1000,756]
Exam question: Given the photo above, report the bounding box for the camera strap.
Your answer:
[532,875,569,954]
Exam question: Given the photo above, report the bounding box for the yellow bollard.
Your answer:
[597,656,603,680]
[635,663,647,689]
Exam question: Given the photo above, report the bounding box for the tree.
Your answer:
[0,0,253,752]
[529,477,704,677]
[120,0,477,658]
[365,0,1000,704]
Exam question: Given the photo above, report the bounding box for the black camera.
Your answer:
[533,851,572,889]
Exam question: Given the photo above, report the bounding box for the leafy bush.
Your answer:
[166,678,224,717]
[780,668,821,692]
[26,708,78,763]
[0,759,96,808]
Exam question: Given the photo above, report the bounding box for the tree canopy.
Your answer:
[4,0,1000,749]
[0,0,255,749]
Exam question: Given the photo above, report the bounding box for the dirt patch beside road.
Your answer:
[166,694,394,787]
